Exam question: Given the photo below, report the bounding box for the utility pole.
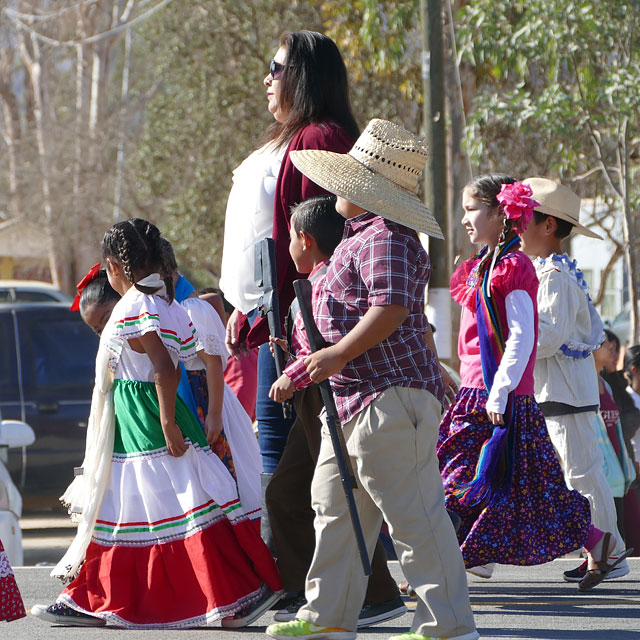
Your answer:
[421,0,452,360]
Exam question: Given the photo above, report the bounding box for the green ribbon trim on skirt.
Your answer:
[113,379,208,455]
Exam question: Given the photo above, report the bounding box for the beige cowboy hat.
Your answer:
[289,118,444,239]
[523,177,602,240]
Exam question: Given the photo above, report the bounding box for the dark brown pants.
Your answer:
[266,385,399,602]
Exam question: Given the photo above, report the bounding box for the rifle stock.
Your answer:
[293,278,372,576]
[255,238,291,418]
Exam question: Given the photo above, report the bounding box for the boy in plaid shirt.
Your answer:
[266,120,477,640]
[266,195,404,626]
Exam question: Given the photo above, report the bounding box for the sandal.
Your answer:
[397,581,416,598]
[578,532,634,591]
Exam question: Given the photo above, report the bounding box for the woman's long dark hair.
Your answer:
[263,30,359,148]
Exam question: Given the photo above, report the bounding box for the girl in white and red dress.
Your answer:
[32,219,281,629]
[0,539,25,623]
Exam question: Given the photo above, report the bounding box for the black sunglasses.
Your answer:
[269,59,285,79]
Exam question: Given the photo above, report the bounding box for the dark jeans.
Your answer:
[266,385,399,602]
[256,342,296,473]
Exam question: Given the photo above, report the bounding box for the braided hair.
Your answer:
[465,173,519,280]
[101,218,175,301]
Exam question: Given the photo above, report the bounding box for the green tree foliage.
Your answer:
[456,0,639,186]
[455,0,640,338]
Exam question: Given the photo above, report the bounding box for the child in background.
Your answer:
[267,194,404,627]
[439,174,595,588]
[72,266,120,335]
[521,177,633,587]
[33,218,281,629]
[623,346,640,474]
[267,119,478,640]
[593,330,636,541]
[200,287,259,422]
[160,239,262,522]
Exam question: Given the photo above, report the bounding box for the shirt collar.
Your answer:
[344,211,378,236]
[309,260,330,278]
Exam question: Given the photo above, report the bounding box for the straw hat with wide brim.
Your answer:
[523,177,602,240]
[290,119,444,239]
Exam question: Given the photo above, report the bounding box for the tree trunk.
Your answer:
[0,82,23,218]
[18,34,70,291]
[619,121,639,344]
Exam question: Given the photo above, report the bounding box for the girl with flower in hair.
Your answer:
[438,173,601,583]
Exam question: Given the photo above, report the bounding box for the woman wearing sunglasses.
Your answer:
[220,30,357,510]
[220,30,401,624]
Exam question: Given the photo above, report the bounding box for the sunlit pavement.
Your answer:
[10,559,640,639]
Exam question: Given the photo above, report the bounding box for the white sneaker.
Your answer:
[466,563,495,579]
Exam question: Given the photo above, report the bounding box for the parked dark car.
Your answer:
[0,302,98,508]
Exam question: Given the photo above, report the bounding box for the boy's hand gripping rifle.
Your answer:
[255,238,291,419]
[293,278,372,576]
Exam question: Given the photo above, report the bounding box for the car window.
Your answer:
[0,314,18,394]
[14,291,61,303]
[26,317,98,389]
[0,290,12,303]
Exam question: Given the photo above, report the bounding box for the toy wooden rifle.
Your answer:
[255,237,291,419]
[293,278,372,576]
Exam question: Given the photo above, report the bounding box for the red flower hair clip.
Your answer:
[70,263,101,311]
[496,182,540,235]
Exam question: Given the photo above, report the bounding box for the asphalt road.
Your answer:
[9,559,640,640]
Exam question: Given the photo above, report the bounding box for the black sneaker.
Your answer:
[31,603,105,626]
[221,588,282,628]
[273,594,307,622]
[357,597,407,628]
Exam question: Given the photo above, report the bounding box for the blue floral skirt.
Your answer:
[438,387,591,568]
[186,369,237,481]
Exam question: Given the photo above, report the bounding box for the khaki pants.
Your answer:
[297,387,476,638]
[545,412,624,551]
[266,385,399,601]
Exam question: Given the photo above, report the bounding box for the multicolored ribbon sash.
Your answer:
[456,234,520,507]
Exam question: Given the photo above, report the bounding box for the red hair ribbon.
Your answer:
[70,263,101,311]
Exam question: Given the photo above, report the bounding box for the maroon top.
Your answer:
[600,382,622,456]
[241,121,355,349]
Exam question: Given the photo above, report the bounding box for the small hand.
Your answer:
[205,413,224,446]
[440,365,458,408]
[487,410,504,425]
[163,423,188,457]
[269,373,295,403]
[269,336,289,360]
[225,309,249,360]
[304,345,347,383]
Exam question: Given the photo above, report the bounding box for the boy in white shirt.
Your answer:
[521,177,631,583]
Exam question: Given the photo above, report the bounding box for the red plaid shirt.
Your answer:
[313,212,444,424]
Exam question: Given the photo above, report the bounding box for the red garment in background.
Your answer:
[600,386,622,456]
[241,121,355,350]
[224,349,258,422]
[0,539,26,622]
